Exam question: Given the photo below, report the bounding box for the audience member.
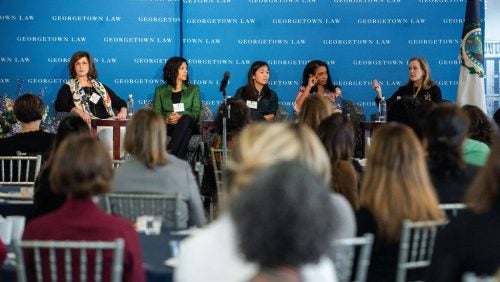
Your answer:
[494,108,500,128]
[33,115,90,218]
[317,113,361,210]
[208,98,250,150]
[54,51,127,123]
[234,61,279,121]
[176,122,355,282]
[153,56,201,159]
[428,134,500,281]
[424,104,481,203]
[461,104,494,147]
[372,57,442,109]
[387,96,433,141]
[293,60,337,113]
[0,239,6,265]
[0,93,54,157]
[112,109,206,228]
[357,123,444,282]
[231,162,335,282]
[298,94,334,131]
[23,136,145,282]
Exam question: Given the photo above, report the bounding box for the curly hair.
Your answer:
[162,56,189,88]
[13,93,46,123]
[461,104,494,146]
[230,161,335,268]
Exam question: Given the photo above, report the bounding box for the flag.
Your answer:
[456,0,486,112]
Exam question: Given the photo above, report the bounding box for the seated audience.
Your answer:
[112,109,206,228]
[424,104,481,203]
[153,56,201,159]
[231,162,335,282]
[0,93,54,157]
[298,94,334,131]
[428,134,500,281]
[207,98,250,150]
[387,96,433,141]
[23,136,145,282]
[357,123,444,282]
[234,61,278,121]
[175,122,355,282]
[317,113,361,210]
[461,104,494,147]
[33,115,90,218]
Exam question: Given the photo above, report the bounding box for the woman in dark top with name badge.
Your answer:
[372,57,442,109]
[234,61,279,121]
[55,51,127,123]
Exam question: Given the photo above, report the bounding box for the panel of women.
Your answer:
[176,122,356,282]
[372,57,442,109]
[234,61,279,121]
[293,60,337,113]
[0,93,54,157]
[356,123,444,282]
[23,136,145,282]
[153,57,201,159]
[112,109,206,228]
[55,51,127,123]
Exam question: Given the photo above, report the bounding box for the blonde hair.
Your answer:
[124,109,168,168]
[228,122,331,196]
[360,123,444,242]
[298,94,333,131]
[408,57,435,93]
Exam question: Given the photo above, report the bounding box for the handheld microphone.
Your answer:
[219,71,230,93]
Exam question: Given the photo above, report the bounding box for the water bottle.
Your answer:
[378,96,387,122]
[127,94,134,118]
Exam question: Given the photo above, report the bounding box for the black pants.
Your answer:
[167,115,199,159]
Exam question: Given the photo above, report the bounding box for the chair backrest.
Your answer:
[13,238,124,282]
[210,148,230,211]
[103,193,183,229]
[396,219,448,282]
[275,103,289,121]
[330,233,374,282]
[0,155,42,185]
[462,272,499,282]
[439,203,467,219]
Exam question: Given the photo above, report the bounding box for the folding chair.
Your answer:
[330,233,374,282]
[103,193,183,229]
[0,155,42,186]
[396,220,448,282]
[210,148,230,217]
[439,203,467,219]
[13,238,124,282]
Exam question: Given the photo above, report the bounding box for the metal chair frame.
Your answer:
[439,203,468,219]
[0,155,42,185]
[330,233,374,282]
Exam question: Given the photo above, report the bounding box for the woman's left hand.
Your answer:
[117,107,128,119]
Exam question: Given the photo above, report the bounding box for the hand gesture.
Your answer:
[168,112,181,125]
[372,80,382,98]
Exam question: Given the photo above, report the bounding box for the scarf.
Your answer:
[67,78,115,118]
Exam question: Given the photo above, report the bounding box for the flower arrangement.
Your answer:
[0,81,59,138]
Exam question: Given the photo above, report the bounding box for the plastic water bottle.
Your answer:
[378,97,387,122]
[127,94,134,118]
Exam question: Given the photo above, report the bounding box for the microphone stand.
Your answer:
[221,84,230,206]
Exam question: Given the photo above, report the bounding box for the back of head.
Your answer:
[50,135,113,198]
[13,93,45,123]
[361,123,443,241]
[465,134,500,213]
[215,99,250,136]
[316,112,355,162]
[124,109,168,168]
[298,94,333,131]
[387,97,433,141]
[53,115,90,149]
[424,104,469,175]
[231,161,335,268]
[229,122,331,195]
[460,104,494,146]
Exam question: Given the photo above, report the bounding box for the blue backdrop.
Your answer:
[0,0,484,118]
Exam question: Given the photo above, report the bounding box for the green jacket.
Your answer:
[153,83,201,121]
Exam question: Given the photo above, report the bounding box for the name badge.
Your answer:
[246,100,258,109]
[89,93,101,104]
[173,103,185,112]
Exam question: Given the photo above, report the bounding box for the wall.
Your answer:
[0,0,481,117]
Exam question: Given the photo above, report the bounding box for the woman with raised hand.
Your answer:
[112,109,206,228]
[372,57,442,109]
[357,123,444,282]
[153,56,201,159]
[234,61,279,121]
[55,50,127,123]
[294,60,336,113]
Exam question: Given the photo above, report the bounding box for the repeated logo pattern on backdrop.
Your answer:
[0,0,479,117]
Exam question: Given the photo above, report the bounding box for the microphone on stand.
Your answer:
[219,71,230,93]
